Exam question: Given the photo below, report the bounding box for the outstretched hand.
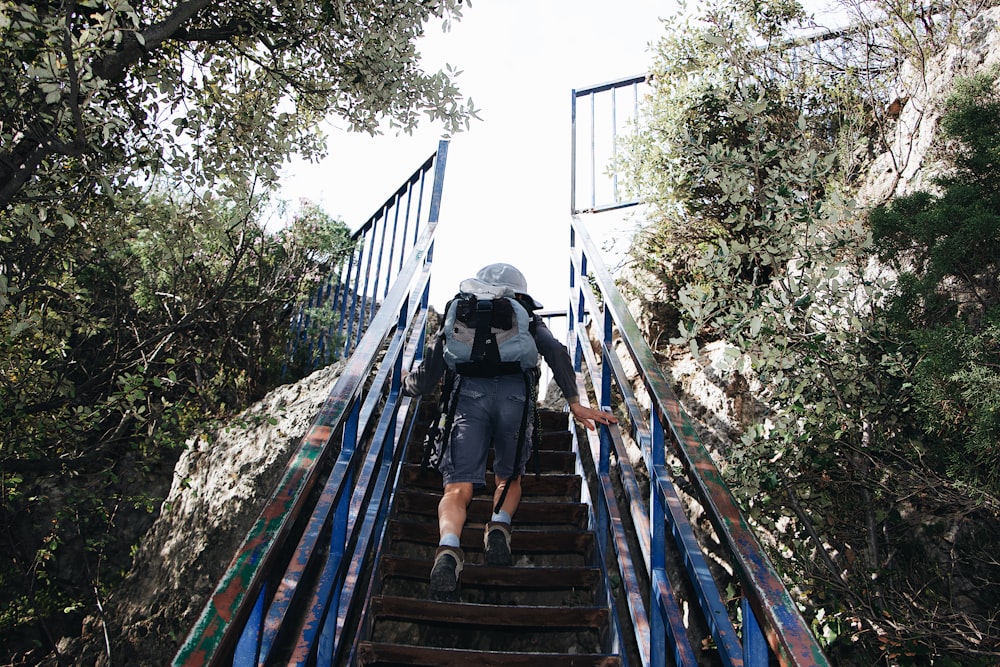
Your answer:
[569,401,618,431]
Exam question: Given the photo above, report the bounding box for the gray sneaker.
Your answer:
[429,545,464,601]
[483,521,512,566]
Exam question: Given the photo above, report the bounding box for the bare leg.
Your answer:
[438,482,474,542]
[485,476,521,566]
[493,476,522,518]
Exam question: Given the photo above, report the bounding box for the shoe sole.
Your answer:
[429,557,460,601]
[484,531,512,566]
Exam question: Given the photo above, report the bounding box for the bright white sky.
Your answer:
[279,0,672,312]
[279,0,844,313]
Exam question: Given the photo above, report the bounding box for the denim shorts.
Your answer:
[439,374,533,487]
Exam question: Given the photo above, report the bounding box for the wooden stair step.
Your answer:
[395,490,588,527]
[388,520,595,556]
[538,409,571,431]
[538,429,573,451]
[406,427,572,451]
[405,446,577,472]
[414,406,568,430]
[357,642,622,667]
[371,596,610,630]
[401,465,582,496]
[379,556,600,589]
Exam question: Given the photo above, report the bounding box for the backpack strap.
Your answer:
[529,368,542,479]
[454,296,523,377]
[468,298,496,365]
[422,370,461,471]
[492,368,539,515]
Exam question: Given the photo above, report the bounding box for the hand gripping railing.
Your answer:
[568,215,830,667]
[173,140,448,667]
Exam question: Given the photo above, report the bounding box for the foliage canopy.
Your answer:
[1,0,472,660]
[871,67,1000,494]
[620,0,1000,662]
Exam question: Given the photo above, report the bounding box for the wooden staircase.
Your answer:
[354,405,623,666]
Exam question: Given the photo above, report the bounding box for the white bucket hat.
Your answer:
[459,263,543,308]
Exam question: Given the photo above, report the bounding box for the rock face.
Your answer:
[859,8,1000,207]
[59,361,345,666]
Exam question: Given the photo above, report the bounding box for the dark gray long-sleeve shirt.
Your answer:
[402,316,579,403]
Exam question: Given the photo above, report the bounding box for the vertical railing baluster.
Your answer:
[398,183,414,274]
[589,91,596,211]
[413,167,427,245]
[384,195,402,300]
[570,89,579,214]
[611,85,619,203]
[743,597,769,667]
[335,251,357,348]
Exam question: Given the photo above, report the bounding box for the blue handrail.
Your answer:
[173,140,448,667]
[567,214,830,667]
[285,148,441,373]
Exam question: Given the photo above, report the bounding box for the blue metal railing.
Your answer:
[173,140,448,667]
[286,149,443,372]
[571,74,647,214]
[174,69,837,665]
[567,215,830,667]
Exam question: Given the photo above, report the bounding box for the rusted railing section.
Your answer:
[567,214,831,667]
[173,140,448,667]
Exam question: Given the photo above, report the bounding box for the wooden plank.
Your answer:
[406,449,577,471]
[539,429,574,452]
[401,465,581,496]
[371,596,610,629]
[357,642,621,667]
[388,520,595,556]
[380,556,600,589]
[395,490,588,526]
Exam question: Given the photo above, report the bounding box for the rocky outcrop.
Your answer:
[56,361,345,666]
[859,8,1000,207]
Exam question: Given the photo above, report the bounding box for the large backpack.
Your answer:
[441,291,538,377]
[425,289,543,513]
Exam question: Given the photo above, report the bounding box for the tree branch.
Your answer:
[91,0,215,81]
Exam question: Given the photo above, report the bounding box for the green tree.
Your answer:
[616,1,1000,662]
[0,187,352,661]
[1,3,472,657]
[1,0,476,318]
[0,0,475,211]
[871,69,1000,494]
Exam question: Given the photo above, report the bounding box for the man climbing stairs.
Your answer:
[355,406,625,666]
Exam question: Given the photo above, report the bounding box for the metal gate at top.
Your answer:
[570,74,647,215]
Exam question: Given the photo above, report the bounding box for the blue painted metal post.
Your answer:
[233,587,265,665]
[384,197,402,300]
[589,91,596,211]
[335,252,356,349]
[742,597,769,667]
[396,190,412,275]
[575,251,588,371]
[426,139,448,227]
[354,217,379,351]
[649,413,668,667]
[412,168,427,245]
[570,89,578,215]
